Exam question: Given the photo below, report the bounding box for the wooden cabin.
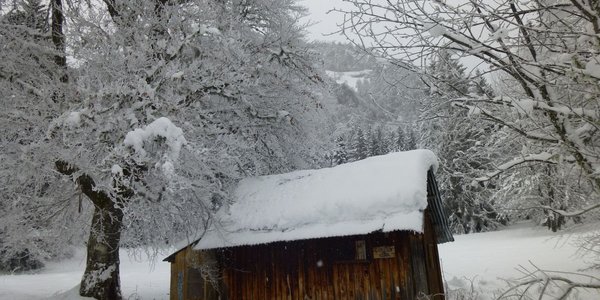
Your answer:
[165,150,454,300]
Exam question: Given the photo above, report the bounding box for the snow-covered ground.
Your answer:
[0,249,171,300]
[0,222,598,299]
[439,222,600,299]
[325,70,371,91]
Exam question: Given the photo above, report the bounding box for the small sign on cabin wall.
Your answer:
[373,246,395,259]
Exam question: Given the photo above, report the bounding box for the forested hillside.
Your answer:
[315,41,510,235]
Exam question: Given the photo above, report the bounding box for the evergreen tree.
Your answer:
[352,127,368,160]
[2,0,47,31]
[331,136,348,166]
[367,125,379,157]
[427,49,469,96]
[374,125,386,155]
[405,127,417,150]
[394,126,406,151]
[378,126,391,155]
[22,0,46,31]
[421,50,500,234]
[470,69,494,98]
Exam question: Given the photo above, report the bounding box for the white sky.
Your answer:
[299,0,353,42]
[299,0,485,73]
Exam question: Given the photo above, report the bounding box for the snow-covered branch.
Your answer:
[455,97,600,124]
[529,203,600,218]
[453,102,559,143]
[498,262,600,299]
[338,0,600,199]
[476,152,557,182]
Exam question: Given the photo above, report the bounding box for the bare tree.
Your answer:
[337,0,600,218]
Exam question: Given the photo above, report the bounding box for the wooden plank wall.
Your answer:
[170,247,186,300]
[202,230,445,300]
[170,214,446,300]
[170,247,221,300]
[423,211,446,299]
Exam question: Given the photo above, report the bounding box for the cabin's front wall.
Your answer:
[229,231,442,299]
[171,226,444,300]
[219,230,438,300]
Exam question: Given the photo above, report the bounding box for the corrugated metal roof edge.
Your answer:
[163,239,200,263]
[427,169,455,244]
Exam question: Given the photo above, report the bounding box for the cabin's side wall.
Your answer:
[169,247,220,300]
[423,210,446,299]
[169,247,188,300]
[216,231,437,300]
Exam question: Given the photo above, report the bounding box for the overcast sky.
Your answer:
[299,0,353,42]
[299,0,487,72]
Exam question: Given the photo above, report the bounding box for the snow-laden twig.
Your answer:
[453,102,560,143]
[497,261,600,300]
[475,152,557,182]
[454,96,600,123]
[524,203,600,218]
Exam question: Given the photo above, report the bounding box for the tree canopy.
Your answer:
[1,0,332,297]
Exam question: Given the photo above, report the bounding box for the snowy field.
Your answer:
[325,70,371,91]
[439,222,600,299]
[0,249,171,300]
[0,222,598,300]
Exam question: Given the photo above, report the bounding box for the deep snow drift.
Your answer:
[0,222,598,299]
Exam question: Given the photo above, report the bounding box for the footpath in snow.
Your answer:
[0,222,598,299]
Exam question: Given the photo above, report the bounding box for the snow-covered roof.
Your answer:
[194,150,439,250]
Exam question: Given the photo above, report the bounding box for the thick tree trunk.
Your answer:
[55,161,127,300]
[50,0,67,104]
[79,204,123,300]
[51,0,66,71]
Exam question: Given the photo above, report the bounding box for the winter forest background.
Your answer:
[1,0,600,299]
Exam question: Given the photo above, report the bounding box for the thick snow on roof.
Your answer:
[195,149,439,250]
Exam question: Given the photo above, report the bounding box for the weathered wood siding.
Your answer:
[170,247,220,300]
[167,167,452,300]
[170,218,445,300]
[423,210,445,298]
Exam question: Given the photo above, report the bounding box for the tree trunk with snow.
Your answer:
[55,161,127,299]
[79,204,123,300]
